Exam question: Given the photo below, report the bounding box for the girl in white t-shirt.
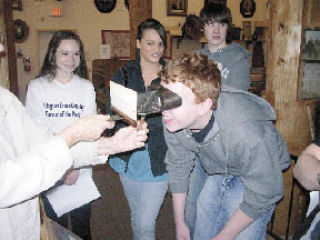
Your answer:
[26,30,96,240]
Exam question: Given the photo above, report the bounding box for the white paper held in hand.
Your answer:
[110,81,138,122]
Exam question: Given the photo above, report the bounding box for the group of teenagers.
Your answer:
[1,3,295,240]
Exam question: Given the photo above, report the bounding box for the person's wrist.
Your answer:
[98,137,117,155]
[174,218,186,225]
[59,126,78,147]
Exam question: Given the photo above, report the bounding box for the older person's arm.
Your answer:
[293,143,320,191]
[67,119,148,168]
[58,114,112,147]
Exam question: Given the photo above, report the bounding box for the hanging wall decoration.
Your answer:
[94,0,117,13]
[13,19,29,43]
[124,0,129,10]
[204,0,227,6]
[240,0,256,18]
[167,0,188,16]
[12,0,23,11]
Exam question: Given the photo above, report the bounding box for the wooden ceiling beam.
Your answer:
[129,0,152,59]
[3,0,18,97]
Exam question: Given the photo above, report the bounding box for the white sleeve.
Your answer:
[71,140,108,168]
[25,80,47,126]
[0,93,74,208]
[0,137,73,208]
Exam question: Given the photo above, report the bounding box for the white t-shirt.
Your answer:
[26,74,100,216]
[26,75,97,132]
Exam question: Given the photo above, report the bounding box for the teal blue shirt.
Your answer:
[109,144,168,182]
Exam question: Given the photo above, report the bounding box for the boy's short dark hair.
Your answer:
[200,3,233,43]
[160,53,221,110]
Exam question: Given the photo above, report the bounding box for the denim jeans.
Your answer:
[185,159,208,237]
[300,211,320,240]
[120,175,168,240]
[190,174,274,240]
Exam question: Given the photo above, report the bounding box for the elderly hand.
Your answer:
[98,121,149,155]
[59,114,114,147]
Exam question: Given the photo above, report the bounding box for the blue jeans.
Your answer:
[120,175,168,240]
[186,163,274,240]
[185,159,208,237]
[300,209,320,240]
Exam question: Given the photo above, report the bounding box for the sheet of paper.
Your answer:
[307,191,319,216]
[100,44,111,59]
[110,81,138,121]
[46,169,100,217]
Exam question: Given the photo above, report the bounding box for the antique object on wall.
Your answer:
[124,0,129,9]
[101,30,172,59]
[242,21,251,41]
[181,14,202,40]
[94,0,117,13]
[249,68,265,96]
[230,26,241,40]
[101,30,130,59]
[13,19,29,43]
[12,0,23,11]
[167,0,187,16]
[252,41,264,68]
[240,0,256,18]
[300,30,320,99]
[204,0,227,6]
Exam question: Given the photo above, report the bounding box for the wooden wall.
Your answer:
[0,0,9,90]
[266,0,320,237]
[129,0,152,59]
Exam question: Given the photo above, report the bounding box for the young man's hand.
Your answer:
[98,121,149,155]
[175,221,191,240]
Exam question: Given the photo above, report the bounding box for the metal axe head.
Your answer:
[137,84,182,116]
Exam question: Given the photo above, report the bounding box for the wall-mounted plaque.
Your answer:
[301,30,320,99]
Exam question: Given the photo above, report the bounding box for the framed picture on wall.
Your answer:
[300,30,320,99]
[101,30,172,59]
[167,0,187,16]
[12,0,22,11]
[101,30,130,59]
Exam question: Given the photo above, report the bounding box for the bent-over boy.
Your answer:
[160,53,290,240]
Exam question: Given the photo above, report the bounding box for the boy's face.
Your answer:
[204,20,228,49]
[161,81,206,132]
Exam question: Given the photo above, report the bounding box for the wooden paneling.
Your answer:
[265,0,310,237]
[92,59,128,112]
[129,0,152,59]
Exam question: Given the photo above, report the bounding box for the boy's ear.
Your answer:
[199,98,213,115]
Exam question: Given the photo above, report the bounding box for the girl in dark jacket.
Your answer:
[106,19,169,240]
